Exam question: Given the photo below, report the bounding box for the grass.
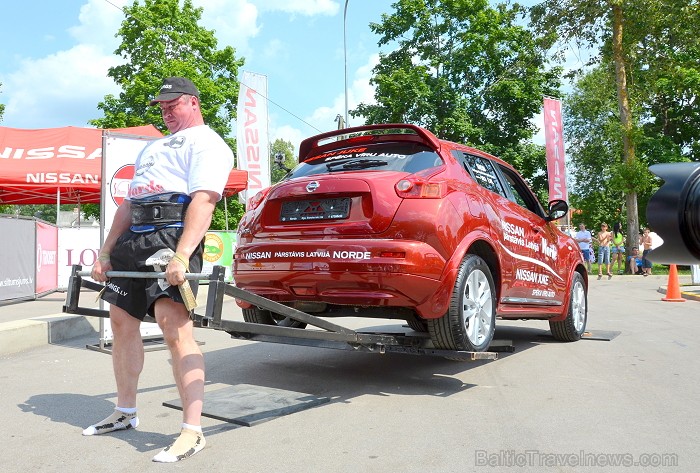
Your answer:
[595,263,692,276]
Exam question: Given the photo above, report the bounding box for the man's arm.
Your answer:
[102,200,133,255]
[91,200,132,281]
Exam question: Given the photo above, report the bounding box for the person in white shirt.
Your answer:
[575,223,593,272]
[86,77,234,463]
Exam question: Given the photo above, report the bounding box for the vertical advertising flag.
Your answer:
[237,71,271,208]
[543,97,568,203]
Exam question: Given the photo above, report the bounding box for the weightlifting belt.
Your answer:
[130,201,188,226]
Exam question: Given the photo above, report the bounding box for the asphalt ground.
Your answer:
[1,274,698,472]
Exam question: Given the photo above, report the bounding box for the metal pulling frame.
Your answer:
[65,265,499,361]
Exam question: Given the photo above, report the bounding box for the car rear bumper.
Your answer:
[233,239,451,317]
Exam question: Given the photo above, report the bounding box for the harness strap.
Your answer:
[130,201,188,226]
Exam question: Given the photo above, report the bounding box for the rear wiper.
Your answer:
[326,159,388,171]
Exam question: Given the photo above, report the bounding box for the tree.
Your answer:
[532,0,700,249]
[210,196,245,231]
[0,81,5,122]
[354,0,561,198]
[88,0,245,230]
[629,0,700,161]
[0,204,80,224]
[91,0,243,137]
[270,139,296,184]
[564,65,635,229]
[531,1,641,250]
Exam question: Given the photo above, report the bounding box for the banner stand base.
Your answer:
[86,337,204,355]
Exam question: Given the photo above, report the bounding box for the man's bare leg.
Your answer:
[83,305,143,435]
[155,298,204,425]
[111,306,145,407]
[152,298,205,462]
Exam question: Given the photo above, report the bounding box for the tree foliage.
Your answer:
[89,0,245,229]
[91,0,244,140]
[533,0,700,248]
[0,81,5,122]
[210,196,245,231]
[353,0,560,199]
[628,0,700,161]
[270,138,296,184]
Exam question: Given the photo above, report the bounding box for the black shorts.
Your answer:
[101,227,203,320]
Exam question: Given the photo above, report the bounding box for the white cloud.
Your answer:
[0,0,342,131]
[308,52,378,130]
[255,0,339,16]
[197,0,261,55]
[3,45,120,128]
[1,0,126,128]
[267,52,379,153]
[270,124,306,151]
[68,0,128,52]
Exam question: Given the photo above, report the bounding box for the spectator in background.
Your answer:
[575,223,593,273]
[628,246,644,274]
[640,227,654,276]
[611,222,625,274]
[596,222,613,280]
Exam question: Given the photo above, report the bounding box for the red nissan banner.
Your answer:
[0,125,162,204]
[35,221,58,294]
[0,125,247,204]
[543,98,568,202]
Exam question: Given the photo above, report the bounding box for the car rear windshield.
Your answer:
[286,142,443,180]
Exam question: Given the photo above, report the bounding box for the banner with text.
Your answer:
[101,132,162,342]
[236,71,270,208]
[0,217,35,301]
[58,227,100,289]
[543,97,568,203]
[202,231,236,282]
[35,221,58,294]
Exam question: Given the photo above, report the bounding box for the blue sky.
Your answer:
[0,0,576,149]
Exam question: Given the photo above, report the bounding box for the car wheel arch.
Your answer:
[548,266,588,323]
[445,236,501,299]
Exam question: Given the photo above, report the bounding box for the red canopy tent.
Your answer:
[0,125,247,205]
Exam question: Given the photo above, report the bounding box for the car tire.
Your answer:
[406,314,428,332]
[549,272,587,341]
[428,254,496,352]
[242,306,307,329]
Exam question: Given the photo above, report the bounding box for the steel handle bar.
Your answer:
[76,270,211,281]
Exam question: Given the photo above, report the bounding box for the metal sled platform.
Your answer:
[63,265,500,362]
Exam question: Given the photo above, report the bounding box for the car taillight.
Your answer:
[248,188,270,210]
[395,178,447,198]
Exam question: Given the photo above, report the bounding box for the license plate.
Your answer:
[280,198,351,222]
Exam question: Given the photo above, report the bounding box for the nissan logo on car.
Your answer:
[306,181,320,193]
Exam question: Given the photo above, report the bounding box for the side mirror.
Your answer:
[545,199,568,222]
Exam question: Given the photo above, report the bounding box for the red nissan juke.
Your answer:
[233,124,588,352]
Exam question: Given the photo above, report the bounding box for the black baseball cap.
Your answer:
[149,77,200,105]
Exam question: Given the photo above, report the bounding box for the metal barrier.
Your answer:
[64,265,499,361]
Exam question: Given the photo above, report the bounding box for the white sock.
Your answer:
[117,406,137,414]
[182,423,202,433]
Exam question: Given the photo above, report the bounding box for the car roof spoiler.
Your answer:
[298,123,443,162]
